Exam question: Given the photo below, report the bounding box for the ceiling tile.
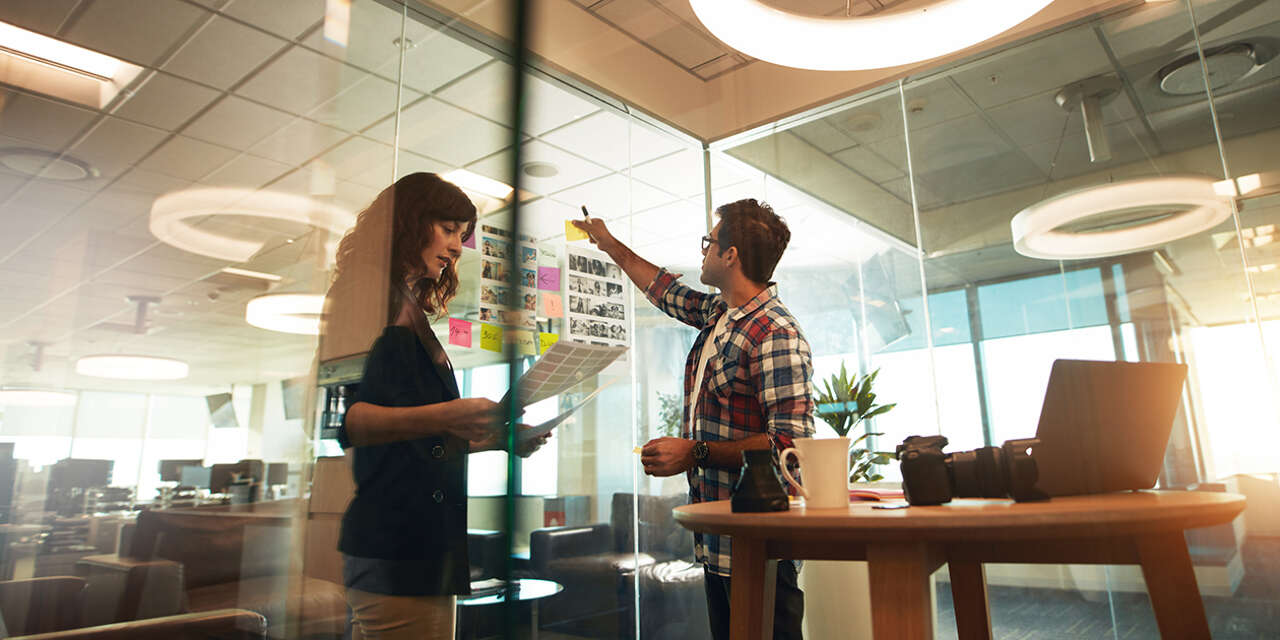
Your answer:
[984,88,1139,148]
[221,0,325,42]
[249,118,349,166]
[395,28,493,94]
[466,140,609,196]
[164,15,287,90]
[514,198,581,241]
[903,113,1013,174]
[69,117,169,182]
[317,136,394,187]
[63,0,210,66]
[200,153,291,189]
[376,98,511,166]
[137,135,239,181]
[184,95,295,151]
[551,173,678,217]
[596,0,724,69]
[630,148,701,197]
[947,27,1114,109]
[236,45,363,115]
[0,0,79,36]
[0,93,97,150]
[309,73,415,133]
[113,72,222,132]
[434,61,516,126]
[298,0,406,74]
[541,111,686,170]
[831,146,904,183]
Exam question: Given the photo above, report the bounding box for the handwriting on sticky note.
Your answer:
[537,266,561,291]
[513,330,536,356]
[480,324,503,352]
[448,317,472,348]
[539,332,559,354]
[541,292,563,318]
[565,219,588,241]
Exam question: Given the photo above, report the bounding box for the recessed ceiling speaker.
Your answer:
[522,161,558,178]
[1157,43,1263,96]
[1055,75,1122,164]
[0,148,98,180]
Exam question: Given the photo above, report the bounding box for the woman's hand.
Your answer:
[468,425,551,457]
[444,398,503,442]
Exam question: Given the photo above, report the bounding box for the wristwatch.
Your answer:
[691,440,710,467]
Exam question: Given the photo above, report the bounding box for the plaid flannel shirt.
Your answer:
[645,268,815,577]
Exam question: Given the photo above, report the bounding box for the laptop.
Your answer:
[1030,359,1188,497]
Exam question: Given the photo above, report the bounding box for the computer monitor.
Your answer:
[266,463,289,485]
[179,465,211,489]
[50,459,113,489]
[158,459,203,482]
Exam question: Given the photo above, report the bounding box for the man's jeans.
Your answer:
[703,562,804,640]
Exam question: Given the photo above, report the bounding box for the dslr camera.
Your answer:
[895,435,1049,506]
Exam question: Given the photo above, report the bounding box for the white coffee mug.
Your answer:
[780,437,850,509]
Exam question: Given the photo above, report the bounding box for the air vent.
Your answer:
[1158,43,1263,96]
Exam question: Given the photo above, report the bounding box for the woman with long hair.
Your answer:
[329,173,546,639]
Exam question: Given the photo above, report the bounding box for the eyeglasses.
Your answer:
[700,235,718,251]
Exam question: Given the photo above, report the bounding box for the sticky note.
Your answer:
[462,233,476,249]
[537,266,561,291]
[480,323,503,352]
[448,318,471,348]
[539,332,559,354]
[633,446,642,454]
[541,292,563,318]
[512,330,536,355]
[565,219,588,241]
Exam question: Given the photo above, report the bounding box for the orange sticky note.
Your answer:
[565,219,588,241]
[539,332,559,354]
[541,292,564,318]
[480,323,503,353]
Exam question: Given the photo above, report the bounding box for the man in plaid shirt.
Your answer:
[574,199,814,640]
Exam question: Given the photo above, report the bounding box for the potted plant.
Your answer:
[814,364,896,482]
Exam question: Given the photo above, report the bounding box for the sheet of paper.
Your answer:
[518,379,615,442]
[501,340,627,408]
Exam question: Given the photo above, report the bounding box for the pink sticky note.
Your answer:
[462,233,476,249]
[448,317,472,347]
[541,292,563,318]
[537,266,561,291]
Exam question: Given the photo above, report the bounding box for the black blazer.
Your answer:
[337,326,470,595]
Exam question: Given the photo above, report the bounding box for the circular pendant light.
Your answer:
[1011,175,1233,260]
[246,293,324,335]
[688,0,1054,71]
[75,355,189,380]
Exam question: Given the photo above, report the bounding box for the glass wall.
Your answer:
[1,0,1277,638]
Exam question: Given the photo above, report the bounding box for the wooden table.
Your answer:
[673,491,1245,639]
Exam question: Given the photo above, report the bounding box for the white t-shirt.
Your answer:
[688,311,733,436]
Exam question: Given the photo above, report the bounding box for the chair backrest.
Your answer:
[0,576,87,635]
[11,608,267,640]
[128,510,292,589]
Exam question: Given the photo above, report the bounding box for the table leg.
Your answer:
[868,542,938,640]
[948,560,992,640]
[1136,531,1210,639]
[729,536,773,640]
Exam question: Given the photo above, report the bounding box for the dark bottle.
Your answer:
[731,449,790,512]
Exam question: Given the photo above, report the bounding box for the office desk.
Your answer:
[674,491,1245,640]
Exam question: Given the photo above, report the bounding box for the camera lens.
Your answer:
[948,447,1009,498]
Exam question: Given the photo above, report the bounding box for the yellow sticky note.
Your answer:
[539,332,559,354]
[565,219,588,241]
[513,330,536,356]
[480,323,503,353]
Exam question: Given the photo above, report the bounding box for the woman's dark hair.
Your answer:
[333,172,477,321]
[714,198,790,284]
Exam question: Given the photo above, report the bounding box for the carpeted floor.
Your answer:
[933,536,1280,639]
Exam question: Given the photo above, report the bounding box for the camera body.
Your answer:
[895,435,1049,506]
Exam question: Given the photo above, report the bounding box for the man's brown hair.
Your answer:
[714,198,790,284]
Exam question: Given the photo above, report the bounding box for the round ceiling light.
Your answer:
[245,293,324,335]
[522,161,559,178]
[0,388,77,407]
[75,355,189,380]
[1011,175,1233,260]
[149,187,356,263]
[1158,43,1261,96]
[0,148,98,181]
[688,0,1054,71]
